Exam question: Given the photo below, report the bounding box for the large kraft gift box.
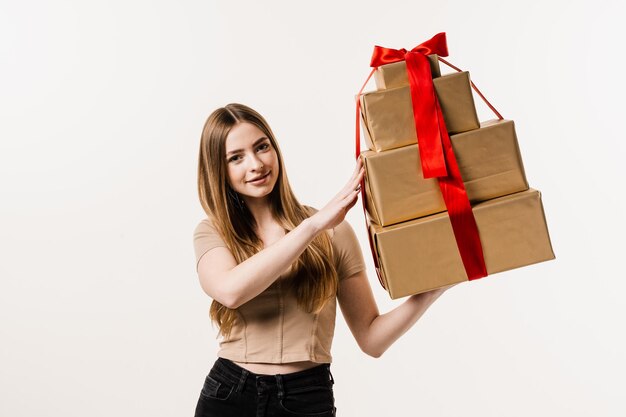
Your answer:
[363,119,528,226]
[368,189,555,299]
[374,54,441,89]
[360,71,480,152]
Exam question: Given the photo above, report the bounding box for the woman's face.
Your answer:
[224,122,279,204]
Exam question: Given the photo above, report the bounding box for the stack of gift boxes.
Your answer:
[359,55,555,299]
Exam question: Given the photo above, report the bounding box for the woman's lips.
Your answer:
[247,171,270,184]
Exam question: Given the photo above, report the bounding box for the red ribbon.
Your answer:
[357,32,488,282]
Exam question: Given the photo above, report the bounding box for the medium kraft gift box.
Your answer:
[360,71,480,152]
[363,119,528,226]
[368,189,555,299]
[374,54,442,89]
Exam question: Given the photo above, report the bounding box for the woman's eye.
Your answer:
[228,143,269,162]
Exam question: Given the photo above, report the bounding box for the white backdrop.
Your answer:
[2,0,625,416]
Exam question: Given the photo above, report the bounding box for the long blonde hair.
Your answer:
[197,103,338,337]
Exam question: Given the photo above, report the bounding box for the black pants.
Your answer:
[194,357,337,417]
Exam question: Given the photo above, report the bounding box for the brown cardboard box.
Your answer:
[363,119,528,226]
[360,71,480,151]
[368,189,555,299]
[374,54,441,90]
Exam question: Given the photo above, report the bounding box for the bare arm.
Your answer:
[198,158,365,309]
[338,269,453,358]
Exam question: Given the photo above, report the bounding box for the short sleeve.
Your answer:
[193,219,228,271]
[332,219,367,281]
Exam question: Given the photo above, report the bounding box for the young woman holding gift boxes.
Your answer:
[192,103,453,417]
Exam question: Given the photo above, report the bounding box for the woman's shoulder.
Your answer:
[193,216,221,236]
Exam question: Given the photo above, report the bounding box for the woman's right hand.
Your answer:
[308,157,365,232]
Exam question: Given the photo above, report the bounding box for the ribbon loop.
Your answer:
[369,32,449,68]
[410,32,449,56]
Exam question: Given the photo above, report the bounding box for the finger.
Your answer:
[351,158,363,178]
[346,193,359,211]
[348,189,361,210]
[346,174,363,196]
[351,168,365,188]
[342,187,361,206]
[339,169,364,198]
[337,165,365,201]
[353,166,364,180]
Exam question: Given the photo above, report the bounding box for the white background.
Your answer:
[1,0,625,416]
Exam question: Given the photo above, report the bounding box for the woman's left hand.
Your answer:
[419,282,459,300]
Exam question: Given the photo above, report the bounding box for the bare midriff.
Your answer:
[233,360,323,375]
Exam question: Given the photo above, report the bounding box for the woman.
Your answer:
[193,103,451,417]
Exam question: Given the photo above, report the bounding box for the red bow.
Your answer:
[370,32,449,68]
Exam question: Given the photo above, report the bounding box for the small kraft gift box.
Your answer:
[360,60,480,152]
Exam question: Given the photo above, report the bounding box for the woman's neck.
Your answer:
[243,198,277,231]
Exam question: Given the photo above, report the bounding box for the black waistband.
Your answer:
[210,357,334,391]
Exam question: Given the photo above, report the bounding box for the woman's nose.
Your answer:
[248,154,264,169]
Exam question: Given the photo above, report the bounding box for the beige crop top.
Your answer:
[193,210,366,364]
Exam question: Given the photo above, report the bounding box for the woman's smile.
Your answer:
[247,171,271,185]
